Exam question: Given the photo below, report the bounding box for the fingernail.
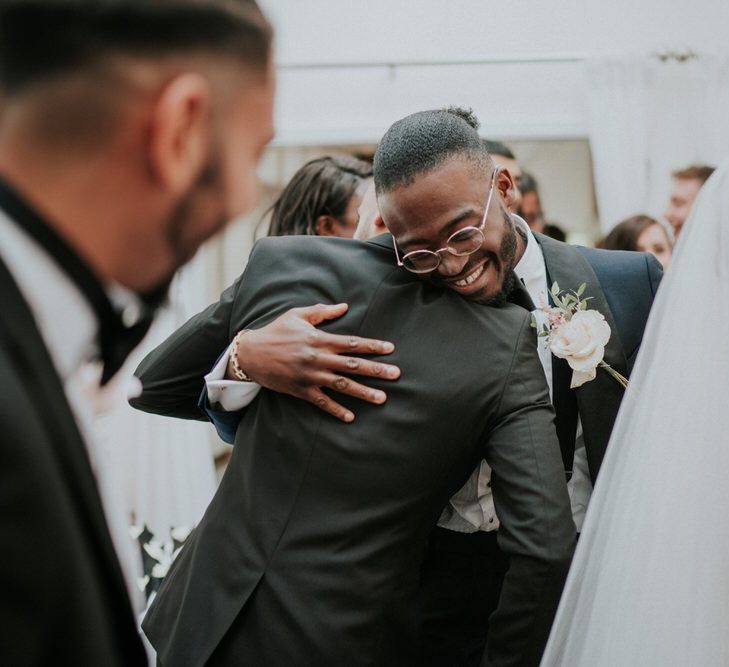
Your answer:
[344,411,355,422]
[388,367,400,378]
[374,391,386,403]
[382,342,395,353]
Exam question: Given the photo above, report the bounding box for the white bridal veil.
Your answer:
[542,160,729,666]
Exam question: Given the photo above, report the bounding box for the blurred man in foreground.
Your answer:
[0,1,275,663]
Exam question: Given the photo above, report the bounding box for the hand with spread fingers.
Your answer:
[228,303,400,423]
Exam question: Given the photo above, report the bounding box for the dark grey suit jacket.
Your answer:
[0,257,147,666]
[134,234,575,666]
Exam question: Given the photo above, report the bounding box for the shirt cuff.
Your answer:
[204,342,261,411]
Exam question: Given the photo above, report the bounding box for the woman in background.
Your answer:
[601,214,673,269]
[267,155,373,237]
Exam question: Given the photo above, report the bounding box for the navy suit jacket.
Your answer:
[536,234,662,481]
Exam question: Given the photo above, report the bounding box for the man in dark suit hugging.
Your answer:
[134,108,575,666]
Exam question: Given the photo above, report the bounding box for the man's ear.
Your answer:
[315,214,338,236]
[147,73,211,195]
[496,167,518,210]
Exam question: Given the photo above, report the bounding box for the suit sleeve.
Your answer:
[129,273,243,421]
[481,314,576,667]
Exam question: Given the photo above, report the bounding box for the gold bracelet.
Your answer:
[230,329,253,381]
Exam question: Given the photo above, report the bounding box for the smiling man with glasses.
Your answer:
[373,108,661,667]
[378,112,523,311]
[387,162,521,306]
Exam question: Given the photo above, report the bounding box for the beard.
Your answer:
[479,214,518,306]
[167,155,228,265]
[481,269,516,307]
[147,150,228,303]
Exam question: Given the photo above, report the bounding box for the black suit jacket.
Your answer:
[0,258,147,666]
[134,234,575,667]
[535,234,662,481]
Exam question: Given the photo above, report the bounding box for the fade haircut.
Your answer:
[0,0,273,95]
[373,106,492,194]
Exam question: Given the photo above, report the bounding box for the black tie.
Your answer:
[508,275,536,311]
[0,178,161,384]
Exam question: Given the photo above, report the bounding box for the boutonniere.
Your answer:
[531,282,628,389]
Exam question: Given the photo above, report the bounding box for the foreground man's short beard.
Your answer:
[166,152,227,270]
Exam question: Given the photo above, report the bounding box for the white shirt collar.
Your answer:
[0,208,140,383]
[512,214,546,288]
[0,208,96,382]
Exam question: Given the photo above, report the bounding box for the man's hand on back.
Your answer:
[227,303,400,422]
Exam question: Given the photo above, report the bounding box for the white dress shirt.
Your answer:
[205,220,592,530]
[205,342,261,410]
[0,209,143,606]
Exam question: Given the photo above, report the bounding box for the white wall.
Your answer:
[259,0,729,144]
[202,0,729,292]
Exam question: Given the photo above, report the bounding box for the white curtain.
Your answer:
[585,55,729,233]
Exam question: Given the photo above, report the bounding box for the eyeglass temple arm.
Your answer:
[391,235,405,266]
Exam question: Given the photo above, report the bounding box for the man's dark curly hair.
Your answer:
[373,106,492,194]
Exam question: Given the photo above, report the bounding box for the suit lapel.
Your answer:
[535,234,628,482]
[0,257,135,615]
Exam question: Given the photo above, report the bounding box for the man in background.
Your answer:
[664,164,715,239]
[0,1,274,663]
[519,171,567,241]
[518,172,545,233]
[483,141,566,240]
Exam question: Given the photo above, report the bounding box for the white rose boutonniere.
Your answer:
[532,282,628,389]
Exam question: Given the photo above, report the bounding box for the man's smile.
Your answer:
[454,262,486,287]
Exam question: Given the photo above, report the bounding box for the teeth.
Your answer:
[455,264,484,287]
